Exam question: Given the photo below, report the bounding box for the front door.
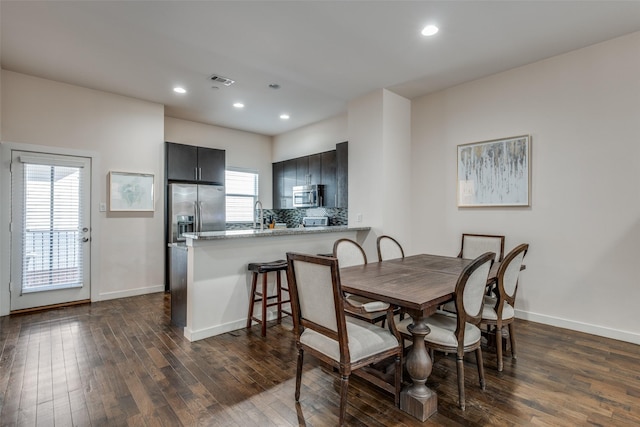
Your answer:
[10,150,91,311]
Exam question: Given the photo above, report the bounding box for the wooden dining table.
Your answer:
[339,253,490,421]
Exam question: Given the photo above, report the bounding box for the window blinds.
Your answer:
[21,162,84,293]
[225,169,259,222]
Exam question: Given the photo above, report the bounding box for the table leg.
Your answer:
[400,313,438,421]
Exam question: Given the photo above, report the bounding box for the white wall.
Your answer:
[164,117,273,207]
[411,32,640,343]
[1,71,165,311]
[347,89,412,256]
[272,113,347,162]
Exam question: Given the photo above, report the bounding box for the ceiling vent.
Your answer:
[209,74,235,86]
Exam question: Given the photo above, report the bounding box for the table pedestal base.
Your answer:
[400,388,437,421]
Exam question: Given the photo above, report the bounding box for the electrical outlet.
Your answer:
[99,202,107,212]
[356,213,363,222]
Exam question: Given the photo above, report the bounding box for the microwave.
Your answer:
[293,185,324,208]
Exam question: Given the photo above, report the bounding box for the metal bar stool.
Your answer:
[246,259,290,337]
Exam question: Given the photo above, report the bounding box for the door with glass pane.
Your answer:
[10,151,91,311]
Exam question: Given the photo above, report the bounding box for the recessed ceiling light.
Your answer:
[173,87,187,94]
[280,114,290,120]
[421,25,439,36]
[233,102,245,108]
[269,83,281,90]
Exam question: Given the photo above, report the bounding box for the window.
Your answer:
[225,168,259,222]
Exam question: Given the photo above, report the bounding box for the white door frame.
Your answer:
[0,142,101,316]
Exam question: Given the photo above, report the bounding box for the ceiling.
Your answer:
[2,1,640,136]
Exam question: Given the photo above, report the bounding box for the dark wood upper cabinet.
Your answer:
[197,146,225,184]
[272,161,284,209]
[166,142,198,181]
[321,150,337,207]
[272,143,347,209]
[166,142,225,185]
[296,157,309,185]
[336,142,348,208]
[283,159,297,207]
[308,154,322,186]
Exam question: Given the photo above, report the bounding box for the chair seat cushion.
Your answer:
[300,316,399,363]
[345,295,390,313]
[482,295,515,320]
[396,312,481,348]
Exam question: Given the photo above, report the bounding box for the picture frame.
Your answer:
[108,171,155,211]
[457,135,530,207]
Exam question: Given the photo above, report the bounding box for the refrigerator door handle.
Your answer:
[197,202,203,232]
[193,201,199,233]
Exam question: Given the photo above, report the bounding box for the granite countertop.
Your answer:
[182,226,370,241]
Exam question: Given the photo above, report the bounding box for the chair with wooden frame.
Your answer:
[481,243,529,372]
[333,238,389,323]
[286,252,402,426]
[376,235,405,262]
[458,233,505,263]
[397,252,495,410]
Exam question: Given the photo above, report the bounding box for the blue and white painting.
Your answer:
[457,135,529,207]
[109,172,155,211]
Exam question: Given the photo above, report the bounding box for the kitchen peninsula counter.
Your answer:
[182,225,370,241]
[179,226,370,341]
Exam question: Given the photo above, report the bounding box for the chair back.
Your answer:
[376,235,405,262]
[452,252,494,336]
[286,253,348,352]
[333,238,367,267]
[460,233,505,262]
[496,243,529,306]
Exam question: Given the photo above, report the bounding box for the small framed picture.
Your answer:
[108,171,155,211]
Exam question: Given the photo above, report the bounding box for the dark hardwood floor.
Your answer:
[1,292,639,426]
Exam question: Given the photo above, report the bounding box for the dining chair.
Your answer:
[481,243,529,371]
[397,252,495,410]
[376,235,405,262]
[286,252,402,426]
[458,233,505,263]
[333,238,389,323]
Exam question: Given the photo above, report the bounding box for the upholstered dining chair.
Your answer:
[286,252,402,426]
[481,243,529,371]
[333,238,389,324]
[376,235,405,262]
[397,252,495,410]
[458,233,505,263]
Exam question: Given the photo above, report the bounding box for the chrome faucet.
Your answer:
[253,200,264,231]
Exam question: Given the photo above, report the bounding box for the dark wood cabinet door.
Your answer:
[308,154,322,185]
[321,150,337,207]
[296,156,309,185]
[166,142,198,181]
[336,141,348,208]
[272,161,284,209]
[198,147,225,184]
[283,159,297,208]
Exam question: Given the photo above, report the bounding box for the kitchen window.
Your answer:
[225,168,259,222]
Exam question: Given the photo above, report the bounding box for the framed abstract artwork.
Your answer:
[108,171,155,211]
[457,135,530,207]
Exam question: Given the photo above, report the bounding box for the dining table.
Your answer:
[339,253,495,421]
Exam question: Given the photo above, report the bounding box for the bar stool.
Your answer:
[246,259,290,337]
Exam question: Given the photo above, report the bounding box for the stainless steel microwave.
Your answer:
[293,185,324,208]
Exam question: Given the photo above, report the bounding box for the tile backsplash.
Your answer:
[226,208,348,230]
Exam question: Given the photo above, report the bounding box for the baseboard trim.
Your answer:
[10,299,91,315]
[516,309,640,345]
[184,318,247,342]
[98,285,165,301]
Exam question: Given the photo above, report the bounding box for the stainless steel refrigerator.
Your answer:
[168,183,225,242]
